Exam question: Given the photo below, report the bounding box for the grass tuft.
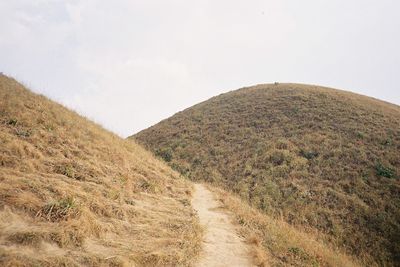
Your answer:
[36,197,79,222]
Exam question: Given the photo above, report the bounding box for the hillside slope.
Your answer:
[133,83,400,266]
[0,74,202,266]
[207,184,361,267]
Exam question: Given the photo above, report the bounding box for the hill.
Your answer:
[0,74,202,266]
[0,76,364,267]
[133,83,400,266]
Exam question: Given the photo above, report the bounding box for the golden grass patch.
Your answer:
[0,74,202,266]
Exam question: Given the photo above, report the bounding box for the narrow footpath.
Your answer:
[192,184,254,267]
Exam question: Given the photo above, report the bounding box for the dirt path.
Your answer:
[192,184,254,267]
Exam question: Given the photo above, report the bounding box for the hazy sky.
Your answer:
[1,0,399,137]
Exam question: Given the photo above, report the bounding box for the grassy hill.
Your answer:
[133,83,400,266]
[0,74,202,266]
[0,75,365,267]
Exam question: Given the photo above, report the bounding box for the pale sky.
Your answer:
[1,0,399,137]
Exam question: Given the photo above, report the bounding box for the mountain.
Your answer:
[133,83,400,266]
[0,74,201,266]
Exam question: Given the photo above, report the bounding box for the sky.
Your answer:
[1,0,399,137]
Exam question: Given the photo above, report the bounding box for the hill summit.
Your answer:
[133,83,400,266]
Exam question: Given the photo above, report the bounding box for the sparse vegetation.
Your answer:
[134,83,400,266]
[0,74,202,266]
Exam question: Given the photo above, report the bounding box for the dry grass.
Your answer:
[0,74,202,266]
[207,185,364,267]
[134,83,400,266]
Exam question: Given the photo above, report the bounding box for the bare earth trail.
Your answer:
[192,184,254,267]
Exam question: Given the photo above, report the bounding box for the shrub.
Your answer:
[375,162,396,178]
[7,118,18,126]
[300,149,319,160]
[356,131,364,139]
[155,147,173,162]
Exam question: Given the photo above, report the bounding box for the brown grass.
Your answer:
[207,185,364,267]
[0,74,202,266]
[134,83,400,266]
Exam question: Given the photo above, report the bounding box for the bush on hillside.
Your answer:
[299,149,319,160]
[155,147,173,162]
[375,162,396,178]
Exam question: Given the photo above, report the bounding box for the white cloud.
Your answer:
[0,0,399,136]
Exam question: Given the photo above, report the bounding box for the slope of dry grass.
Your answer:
[133,83,400,266]
[208,184,363,267]
[0,74,202,266]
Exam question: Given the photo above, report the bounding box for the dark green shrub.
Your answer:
[7,118,18,126]
[300,150,319,160]
[155,148,173,162]
[356,131,364,139]
[375,162,396,178]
